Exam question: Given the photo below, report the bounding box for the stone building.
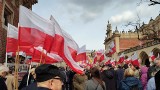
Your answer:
[104,14,160,66]
[0,0,38,62]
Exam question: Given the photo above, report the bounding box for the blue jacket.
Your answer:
[119,77,142,90]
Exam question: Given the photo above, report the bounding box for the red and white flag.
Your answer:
[131,52,140,67]
[118,53,125,64]
[62,29,79,61]
[109,41,116,55]
[31,46,62,64]
[149,51,155,61]
[6,23,18,52]
[50,16,84,74]
[19,6,55,52]
[76,45,86,62]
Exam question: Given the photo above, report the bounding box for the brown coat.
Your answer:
[6,74,15,90]
[73,74,87,90]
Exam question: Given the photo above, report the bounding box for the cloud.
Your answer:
[110,11,136,25]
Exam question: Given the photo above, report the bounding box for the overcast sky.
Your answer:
[32,0,160,50]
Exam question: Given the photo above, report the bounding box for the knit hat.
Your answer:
[35,64,61,82]
[0,65,9,73]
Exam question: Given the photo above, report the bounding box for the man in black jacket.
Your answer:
[154,57,160,90]
[0,65,9,90]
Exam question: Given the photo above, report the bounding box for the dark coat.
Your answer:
[147,65,156,80]
[18,73,36,90]
[155,70,160,90]
[116,68,124,89]
[21,82,37,90]
[101,69,117,90]
[119,77,142,90]
[0,76,7,90]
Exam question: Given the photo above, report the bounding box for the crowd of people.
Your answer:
[0,57,160,90]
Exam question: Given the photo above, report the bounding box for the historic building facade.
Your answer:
[104,14,160,66]
[0,0,38,62]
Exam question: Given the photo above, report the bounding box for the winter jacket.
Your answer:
[0,76,7,90]
[155,70,160,90]
[101,69,116,90]
[73,74,87,90]
[116,68,124,89]
[85,78,106,90]
[140,66,148,90]
[6,74,15,90]
[146,77,156,90]
[119,77,143,90]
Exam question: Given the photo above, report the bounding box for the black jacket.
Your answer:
[155,70,160,90]
[0,76,7,90]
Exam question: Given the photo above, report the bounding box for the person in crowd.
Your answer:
[0,65,9,90]
[119,68,142,90]
[147,63,156,80]
[101,64,116,90]
[6,69,15,90]
[85,66,91,80]
[85,66,106,90]
[58,67,66,90]
[19,68,36,89]
[66,67,75,90]
[130,64,140,79]
[116,65,124,90]
[146,67,157,90]
[140,66,148,90]
[154,57,160,90]
[72,73,87,90]
[23,64,63,90]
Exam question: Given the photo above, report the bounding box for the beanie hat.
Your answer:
[0,65,9,73]
[35,64,61,82]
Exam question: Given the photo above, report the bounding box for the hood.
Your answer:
[122,77,140,87]
[140,66,148,74]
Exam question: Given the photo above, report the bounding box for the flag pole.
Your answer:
[39,49,44,65]
[5,23,10,67]
[14,46,19,90]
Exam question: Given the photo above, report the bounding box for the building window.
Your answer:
[3,6,13,26]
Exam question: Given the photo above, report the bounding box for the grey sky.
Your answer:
[32,0,160,50]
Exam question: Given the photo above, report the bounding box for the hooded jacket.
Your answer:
[119,77,142,90]
[140,66,148,90]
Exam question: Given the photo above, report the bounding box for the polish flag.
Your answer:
[125,57,131,64]
[93,56,98,64]
[149,51,155,61]
[105,58,111,65]
[99,54,105,62]
[109,41,116,55]
[76,45,86,62]
[19,6,55,52]
[31,46,62,64]
[6,23,18,52]
[131,52,140,67]
[50,16,84,74]
[62,30,79,61]
[118,53,125,64]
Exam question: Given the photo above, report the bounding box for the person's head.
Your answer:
[130,64,139,71]
[124,68,135,78]
[90,67,100,78]
[35,64,63,90]
[154,57,160,67]
[0,66,9,78]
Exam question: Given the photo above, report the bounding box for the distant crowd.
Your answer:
[0,57,160,90]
